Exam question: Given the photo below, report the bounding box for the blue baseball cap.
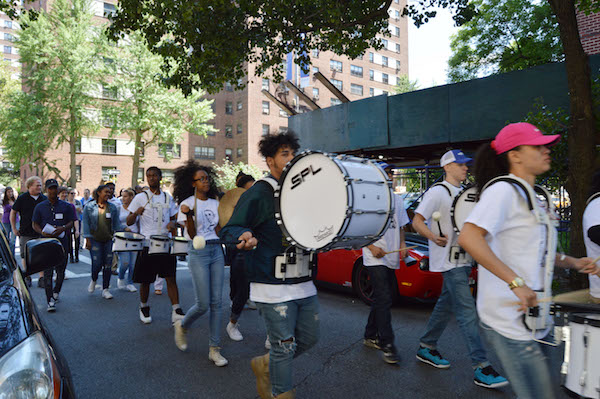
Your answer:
[440,150,471,166]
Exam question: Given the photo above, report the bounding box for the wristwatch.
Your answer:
[508,277,525,290]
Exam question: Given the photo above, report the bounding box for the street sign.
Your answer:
[107,170,120,175]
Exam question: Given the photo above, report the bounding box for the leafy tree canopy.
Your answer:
[212,160,264,191]
[108,0,395,94]
[393,75,420,94]
[447,0,563,83]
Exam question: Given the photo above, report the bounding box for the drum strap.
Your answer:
[430,182,452,197]
[259,176,279,191]
[586,192,600,206]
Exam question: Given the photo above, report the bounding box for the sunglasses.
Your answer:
[194,177,209,182]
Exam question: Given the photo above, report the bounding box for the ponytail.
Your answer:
[473,143,510,193]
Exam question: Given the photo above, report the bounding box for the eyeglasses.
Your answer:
[68,192,75,195]
[194,177,209,182]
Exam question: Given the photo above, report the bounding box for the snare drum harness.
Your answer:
[142,189,171,235]
[481,175,558,335]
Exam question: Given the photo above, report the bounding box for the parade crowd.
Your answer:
[1,124,600,399]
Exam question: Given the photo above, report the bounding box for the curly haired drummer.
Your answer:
[221,131,317,399]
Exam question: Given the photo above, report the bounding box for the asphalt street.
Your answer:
[27,251,572,399]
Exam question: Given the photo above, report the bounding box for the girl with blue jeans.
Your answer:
[2,187,17,258]
[172,161,228,367]
[82,185,122,300]
[117,188,138,293]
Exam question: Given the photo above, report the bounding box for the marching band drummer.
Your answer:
[221,132,318,399]
[458,122,600,399]
[412,150,507,388]
[126,166,185,325]
[172,160,229,367]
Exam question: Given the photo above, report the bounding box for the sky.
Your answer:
[407,7,459,89]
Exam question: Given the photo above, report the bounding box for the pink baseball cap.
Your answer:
[491,122,560,154]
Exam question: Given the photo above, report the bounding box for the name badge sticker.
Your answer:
[55,213,64,220]
[106,213,111,218]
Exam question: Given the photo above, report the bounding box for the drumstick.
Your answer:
[192,235,243,250]
[506,289,591,306]
[383,245,418,255]
[432,211,443,236]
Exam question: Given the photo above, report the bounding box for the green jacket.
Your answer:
[220,178,313,285]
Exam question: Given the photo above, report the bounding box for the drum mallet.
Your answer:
[192,235,243,250]
[432,211,443,236]
[383,246,418,255]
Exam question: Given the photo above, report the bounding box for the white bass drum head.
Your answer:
[450,186,478,232]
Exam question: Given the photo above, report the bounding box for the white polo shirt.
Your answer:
[415,181,470,272]
[583,196,600,299]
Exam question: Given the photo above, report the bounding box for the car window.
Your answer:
[0,229,13,283]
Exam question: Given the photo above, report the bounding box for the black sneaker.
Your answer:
[381,344,399,364]
[363,337,381,350]
[47,300,56,312]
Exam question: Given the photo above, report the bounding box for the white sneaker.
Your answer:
[139,306,152,324]
[171,308,185,324]
[117,279,127,290]
[226,321,243,341]
[52,292,59,302]
[208,347,228,367]
[102,289,113,299]
[88,280,96,293]
[173,320,188,351]
[265,336,271,350]
[126,284,137,292]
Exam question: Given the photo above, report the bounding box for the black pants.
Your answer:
[229,251,249,322]
[44,247,67,302]
[364,266,396,346]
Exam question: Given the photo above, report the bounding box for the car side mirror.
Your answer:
[24,238,65,276]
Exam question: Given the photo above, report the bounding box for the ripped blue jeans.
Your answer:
[257,295,320,396]
[89,239,114,290]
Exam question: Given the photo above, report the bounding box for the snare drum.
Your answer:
[564,313,600,397]
[275,151,394,251]
[148,235,170,255]
[113,232,145,252]
[171,237,189,255]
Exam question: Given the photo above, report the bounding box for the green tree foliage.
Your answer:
[393,75,420,94]
[108,0,395,94]
[447,0,563,83]
[7,0,106,187]
[0,60,20,107]
[212,160,264,192]
[101,32,215,188]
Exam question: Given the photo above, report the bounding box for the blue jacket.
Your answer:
[82,200,122,239]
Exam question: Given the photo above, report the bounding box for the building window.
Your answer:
[369,88,374,97]
[262,101,270,115]
[396,60,401,70]
[350,65,363,77]
[394,26,400,37]
[159,143,181,158]
[207,123,216,136]
[225,101,233,115]
[382,90,388,95]
[382,56,388,67]
[4,20,12,29]
[225,125,233,138]
[75,166,81,182]
[137,168,144,181]
[103,2,116,17]
[279,126,288,133]
[224,82,233,91]
[312,66,319,74]
[331,78,343,92]
[262,78,269,90]
[330,60,343,72]
[382,39,388,49]
[312,87,319,100]
[101,139,116,154]
[3,46,11,54]
[350,84,363,96]
[312,49,319,58]
[225,148,233,161]
[369,70,374,81]
[262,124,270,136]
[194,146,215,160]
[369,52,374,63]
[237,123,243,135]
[236,101,243,110]
[394,9,400,18]
[101,167,118,182]
[237,148,243,158]
[396,43,401,53]
[396,76,402,86]
[382,73,389,84]
[279,109,289,117]
[75,138,81,153]
[331,98,342,106]
[102,84,117,100]
[4,33,13,42]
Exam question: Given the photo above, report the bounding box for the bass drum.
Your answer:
[450,185,478,233]
[275,151,394,251]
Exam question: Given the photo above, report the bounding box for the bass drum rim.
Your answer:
[275,150,350,251]
[450,184,476,233]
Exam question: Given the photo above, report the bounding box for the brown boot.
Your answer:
[274,390,296,398]
[251,354,273,399]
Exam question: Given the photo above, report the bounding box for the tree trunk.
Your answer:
[131,128,142,188]
[548,0,597,286]
[69,109,77,188]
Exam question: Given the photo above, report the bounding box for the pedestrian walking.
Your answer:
[172,160,228,366]
[67,188,82,263]
[32,179,76,311]
[117,188,138,293]
[82,184,122,299]
[2,187,18,258]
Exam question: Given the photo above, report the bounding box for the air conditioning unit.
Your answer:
[313,95,319,101]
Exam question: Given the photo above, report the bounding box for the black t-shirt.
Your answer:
[12,192,47,237]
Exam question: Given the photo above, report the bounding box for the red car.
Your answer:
[316,233,444,305]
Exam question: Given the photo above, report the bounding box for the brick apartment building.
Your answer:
[577,9,600,55]
[1,0,409,193]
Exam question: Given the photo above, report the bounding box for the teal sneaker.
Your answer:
[416,346,451,369]
[474,365,509,388]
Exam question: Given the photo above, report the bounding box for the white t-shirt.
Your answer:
[415,181,469,272]
[583,196,600,299]
[119,204,138,233]
[466,181,550,341]
[250,281,317,304]
[362,194,411,269]
[177,196,219,240]
[128,190,177,239]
